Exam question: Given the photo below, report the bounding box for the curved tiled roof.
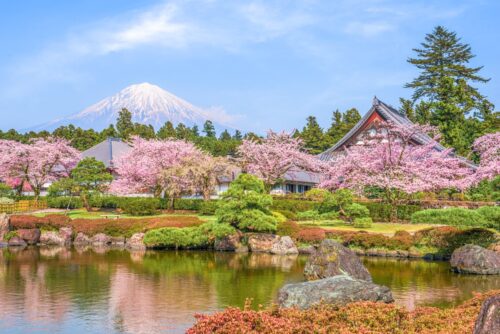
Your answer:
[318,97,447,161]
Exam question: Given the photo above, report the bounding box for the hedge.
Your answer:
[362,202,421,221]
[271,199,318,213]
[411,207,499,230]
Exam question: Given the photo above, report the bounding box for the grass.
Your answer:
[298,219,434,236]
[32,209,206,220]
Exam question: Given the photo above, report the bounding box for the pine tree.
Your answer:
[219,129,231,141]
[300,116,324,154]
[405,26,494,154]
[175,123,192,140]
[203,120,216,138]
[157,121,176,139]
[116,108,134,139]
[191,125,200,138]
[325,109,344,146]
[233,130,243,140]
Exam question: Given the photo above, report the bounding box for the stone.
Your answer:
[8,235,27,247]
[353,249,365,256]
[40,231,66,246]
[450,245,500,275]
[235,245,249,253]
[270,236,299,255]
[74,232,91,245]
[59,227,73,245]
[489,242,500,253]
[473,294,500,334]
[247,233,280,253]
[396,250,409,258]
[214,232,243,251]
[126,233,146,250]
[298,245,316,255]
[109,236,126,246]
[0,213,10,242]
[16,228,41,245]
[91,233,111,246]
[278,275,393,309]
[304,239,372,282]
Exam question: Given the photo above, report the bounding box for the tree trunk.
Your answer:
[82,194,91,212]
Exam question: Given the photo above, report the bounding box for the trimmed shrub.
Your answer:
[47,196,83,209]
[304,188,330,202]
[173,198,204,211]
[345,203,370,220]
[272,211,287,224]
[199,201,219,215]
[295,228,326,243]
[119,198,159,216]
[476,206,500,229]
[276,221,301,237]
[273,209,297,220]
[411,208,489,228]
[353,217,373,228]
[363,202,421,221]
[296,210,321,221]
[271,199,317,213]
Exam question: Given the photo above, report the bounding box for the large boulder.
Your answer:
[8,235,27,247]
[39,227,72,246]
[271,236,299,255]
[91,233,111,246]
[474,294,500,334]
[74,232,91,245]
[0,213,10,242]
[59,227,73,246]
[247,233,280,253]
[278,275,393,309]
[215,231,243,251]
[450,245,500,275]
[16,228,41,245]
[304,239,372,281]
[126,233,146,250]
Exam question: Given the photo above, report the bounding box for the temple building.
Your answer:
[318,97,446,161]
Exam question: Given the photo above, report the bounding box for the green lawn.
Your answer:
[299,220,435,236]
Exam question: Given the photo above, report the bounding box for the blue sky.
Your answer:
[0,0,499,133]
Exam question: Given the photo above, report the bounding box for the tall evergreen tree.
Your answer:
[404,26,494,155]
[116,108,134,139]
[175,123,192,140]
[300,116,324,154]
[203,120,216,138]
[219,129,232,141]
[233,130,243,140]
[157,121,176,139]
[191,125,200,138]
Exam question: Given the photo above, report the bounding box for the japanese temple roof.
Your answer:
[81,137,131,168]
[318,97,447,161]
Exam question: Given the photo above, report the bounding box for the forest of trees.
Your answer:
[0,26,497,158]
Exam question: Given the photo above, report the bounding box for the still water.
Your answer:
[0,247,498,334]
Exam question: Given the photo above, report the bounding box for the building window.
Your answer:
[286,184,295,193]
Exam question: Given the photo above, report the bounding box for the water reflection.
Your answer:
[0,248,498,334]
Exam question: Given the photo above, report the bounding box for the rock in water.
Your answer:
[247,233,280,252]
[0,213,10,242]
[8,235,27,247]
[304,239,372,281]
[450,245,500,275]
[278,275,393,309]
[271,236,299,255]
[126,233,146,250]
[214,231,243,251]
[16,229,41,245]
[474,294,500,334]
[74,232,91,245]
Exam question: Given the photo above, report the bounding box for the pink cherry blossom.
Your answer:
[110,136,203,197]
[319,122,475,198]
[473,132,500,181]
[237,131,321,190]
[0,137,80,198]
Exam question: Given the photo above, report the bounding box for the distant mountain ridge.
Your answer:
[28,83,235,131]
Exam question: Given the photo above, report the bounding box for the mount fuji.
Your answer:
[29,83,236,131]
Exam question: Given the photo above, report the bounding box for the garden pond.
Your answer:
[0,247,498,333]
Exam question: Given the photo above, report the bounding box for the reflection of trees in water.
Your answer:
[363,257,500,309]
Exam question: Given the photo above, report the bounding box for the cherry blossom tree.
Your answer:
[473,132,500,181]
[320,122,475,210]
[0,138,80,199]
[110,137,203,198]
[175,154,233,200]
[238,131,321,191]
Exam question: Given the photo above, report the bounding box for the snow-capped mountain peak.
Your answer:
[29,83,235,131]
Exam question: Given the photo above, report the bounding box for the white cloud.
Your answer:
[344,21,394,37]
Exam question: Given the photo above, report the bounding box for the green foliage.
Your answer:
[296,210,321,221]
[324,108,361,149]
[300,116,324,154]
[216,174,277,232]
[173,198,203,211]
[273,209,297,220]
[304,188,330,202]
[353,217,373,228]
[119,198,159,216]
[203,120,216,138]
[318,189,354,214]
[466,176,500,201]
[0,184,13,198]
[47,196,83,209]
[271,199,317,213]
[363,202,421,222]
[271,211,287,224]
[3,231,17,241]
[276,221,301,237]
[199,201,219,215]
[143,222,235,249]
[411,207,498,229]
[47,178,76,197]
[345,203,370,220]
